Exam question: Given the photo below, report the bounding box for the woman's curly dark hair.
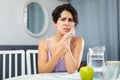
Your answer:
[52,3,79,27]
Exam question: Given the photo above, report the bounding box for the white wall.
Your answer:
[0,0,68,45]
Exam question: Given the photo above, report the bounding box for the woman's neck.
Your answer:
[54,34,63,42]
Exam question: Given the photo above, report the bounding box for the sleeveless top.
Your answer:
[47,39,67,72]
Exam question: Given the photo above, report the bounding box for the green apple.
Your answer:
[79,66,94,80]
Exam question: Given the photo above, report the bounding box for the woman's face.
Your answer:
[54,10,75,35]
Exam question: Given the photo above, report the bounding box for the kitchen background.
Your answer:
[0,0,119,61]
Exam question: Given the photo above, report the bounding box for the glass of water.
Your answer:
[103,61,120,80]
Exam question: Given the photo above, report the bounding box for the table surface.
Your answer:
[5,72,120,80]
[5,72,81,80]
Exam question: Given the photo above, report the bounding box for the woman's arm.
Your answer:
[38,39,69,73]
[64,37,84,73]
[59,27,84,73]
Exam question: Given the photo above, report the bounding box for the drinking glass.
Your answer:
[103,61,120,80]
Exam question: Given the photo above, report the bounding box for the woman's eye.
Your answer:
[69,19,74,22]
[60,18,74,22]
[61,18,66,21]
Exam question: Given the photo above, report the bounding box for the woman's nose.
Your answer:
[65,20,69,25]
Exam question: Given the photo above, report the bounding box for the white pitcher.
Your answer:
[87,46,105,80]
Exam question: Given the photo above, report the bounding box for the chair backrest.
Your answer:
[0,50,25,80]
[26,50,38,75]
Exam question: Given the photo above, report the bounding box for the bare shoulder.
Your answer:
[38,39,47,46]
[71,36,84,48]
[38,39,48,50]
[74,36,84,44]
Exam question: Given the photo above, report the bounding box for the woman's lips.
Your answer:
[63,28,70,32]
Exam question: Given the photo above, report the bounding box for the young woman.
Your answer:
[38,3,84,73]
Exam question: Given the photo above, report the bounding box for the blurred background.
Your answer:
[0,0,119,61]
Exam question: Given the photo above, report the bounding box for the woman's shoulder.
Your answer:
[38,37,53,46]
[74,36,84,43]
[39,38,47,44]
[72,36,84,46]
[38,38,48,47]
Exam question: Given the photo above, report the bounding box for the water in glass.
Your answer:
[87,46,105,80]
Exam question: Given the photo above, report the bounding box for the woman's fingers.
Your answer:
[70,27,75,33]
[60,27,75,44]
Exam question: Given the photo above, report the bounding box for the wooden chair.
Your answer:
[0,50,25,80]
[26,50,38,75]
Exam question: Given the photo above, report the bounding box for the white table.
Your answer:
[5,72,81,80]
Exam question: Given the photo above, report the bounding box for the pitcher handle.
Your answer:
[87,52,90,65]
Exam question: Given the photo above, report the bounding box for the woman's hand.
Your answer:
[62,27,75,45]
[55,27,75,58]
